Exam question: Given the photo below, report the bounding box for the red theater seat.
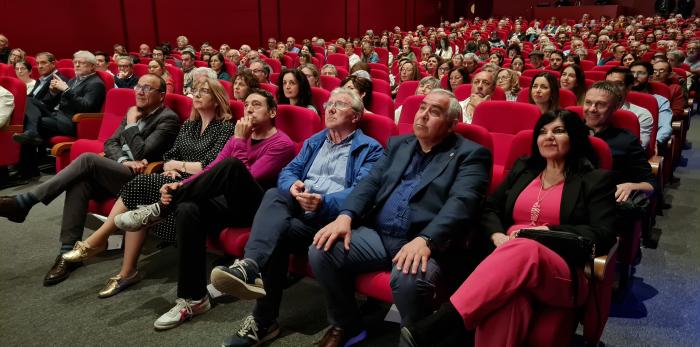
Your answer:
[394,81,420,107]
[397,95,425,135]
[0,77,26,168]
[453,84,507,101]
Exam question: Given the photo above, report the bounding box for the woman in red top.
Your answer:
[402,110,617,347]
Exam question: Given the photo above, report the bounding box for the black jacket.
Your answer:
[103,106,180,163]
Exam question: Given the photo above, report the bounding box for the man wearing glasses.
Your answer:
[0,74,179,286]
[115,57,138,89]
[208,88,383,347]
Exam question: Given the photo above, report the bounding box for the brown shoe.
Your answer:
[0,196,29,223]
[316,326,367,347]
[43,255,83,286]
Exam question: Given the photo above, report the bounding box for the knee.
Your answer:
[219,157,244,170]
[73,152,101,170]
[307,244,340,271]
[175,202,200,222]
[390,261,441,294]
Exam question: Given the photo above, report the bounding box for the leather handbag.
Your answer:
[516,229,595,267]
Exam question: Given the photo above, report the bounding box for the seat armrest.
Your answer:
[593,241,618,281]
[648,155,663,177]
[672,120,684,132]
[72,113,104,122]
[145,161,164,174]
[1,124,23,133]
[51,141,76,156]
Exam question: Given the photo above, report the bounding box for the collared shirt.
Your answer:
[621,101,654,149]
[33,70,57,97]
[303,131,355,195]
[375,144,434,239]
[117,105,164,163]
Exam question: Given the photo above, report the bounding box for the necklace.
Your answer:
[529,171,563,226]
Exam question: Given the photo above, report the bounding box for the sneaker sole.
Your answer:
[153,303,211,331]
[210,267,266,300]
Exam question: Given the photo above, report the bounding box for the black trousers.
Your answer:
[174,158,264,299]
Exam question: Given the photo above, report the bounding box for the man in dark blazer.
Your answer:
[0,74,180,286]
[308,89,492,347]
[14,50,106,144]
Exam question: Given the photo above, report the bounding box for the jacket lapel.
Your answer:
[559,174,583,224]
[376,137,416,202]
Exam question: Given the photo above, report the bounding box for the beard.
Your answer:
[631,82,649,92]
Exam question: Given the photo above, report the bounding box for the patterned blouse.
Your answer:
[162,119,235,178]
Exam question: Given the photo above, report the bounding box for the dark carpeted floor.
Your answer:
[2,118,699,347]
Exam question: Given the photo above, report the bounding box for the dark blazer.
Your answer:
[480,158,618,255]
[103,105,180,163]
[57,73,106,119]
[29,70,69,110]
[343,133,492,252]
[115,74,138,89]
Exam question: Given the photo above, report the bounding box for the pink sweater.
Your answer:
[182,130,296,189]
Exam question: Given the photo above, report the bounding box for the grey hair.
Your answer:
[668,50,685,62]
[321,64,337,74]
[418,76,440,90]
[73,50,97,65]
[427,88,462,121]
[193,67,217,79]
[463,53,478,61]
[117,56,133,66]
[421,45,432,53]
[331,87,365,116]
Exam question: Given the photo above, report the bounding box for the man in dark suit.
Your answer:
[308,89,492,347]
[14,50,106,145]
[0,74,180,286]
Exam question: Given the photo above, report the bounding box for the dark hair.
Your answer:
[528,72,560,112]
[510,56,525,71]
[36,52,56,63]
[605,66,634,88]
[526,109,597,175]
[567,54,581,65]
[506,44,521,57]
[247,87,277,112]
[15,60,32,72]
[350,61,370,74]
[550,50,564,61]
[94,51,108,60]
[277,68,313,107]
[341,75,373,110]
[620,52,637,66]
[233,70,261,99]
[562,64,586,104]
[629,60,654,92]
[447,67,470,91]
[208,53,226,72]
[181,51,196,60]
[490,51,504,66]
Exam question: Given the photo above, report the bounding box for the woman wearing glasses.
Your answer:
[60,77,237,296]
[13,61,36,94]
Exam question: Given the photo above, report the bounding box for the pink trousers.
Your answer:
[450,238,588,347]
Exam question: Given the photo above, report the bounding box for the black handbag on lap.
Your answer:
[516,229,595,268]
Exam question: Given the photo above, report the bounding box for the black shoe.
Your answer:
[0,196,30,223]
[12,132,43,146]
[222,315,280,347]
[402,303,465,347]
[43,255,83,286]
[210,259,265,300]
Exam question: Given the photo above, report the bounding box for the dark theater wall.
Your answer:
[2,0,449,59]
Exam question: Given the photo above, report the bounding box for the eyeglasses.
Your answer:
[117,64,131,68]
[632,71,648,77]
[497,75,510,81]
[152,52,164,57]
[191,88,211,95]
[323,101,352,111]
[73,60,90,66]
[245,101,265,110]
[134,85,159,93]
[653,69,667,74]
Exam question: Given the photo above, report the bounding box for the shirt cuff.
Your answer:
[339,210,355,219]
[124,123,139,130]
[117,157,129,163]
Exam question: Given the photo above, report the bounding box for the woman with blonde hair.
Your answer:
[60,77,236,297]
[496,68,520,101]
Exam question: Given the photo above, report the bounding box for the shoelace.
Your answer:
[229,260,249,282]
[236,316,259,340]
[170,298,194,317]
[134,204,160,226]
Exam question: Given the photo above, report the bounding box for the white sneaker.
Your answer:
[153,295,211,330]
[115,203,163,231]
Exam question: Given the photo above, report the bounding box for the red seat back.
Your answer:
[263,58,282,73]
[370,69,390,82]
[225,62,238,76]
[395,81,420,107]
[97,89,137,142]
[58,68,76,79]
[229,100,245,120]
[327,54,349,71]
[368,62,389,73]
[164,93,193,124]
[648,81,671,100]
[522,69,561,79]
[590,136,613,170]
[585,71,607,81]
[165,65,184,95]
[276,105,323,152]
[397,95,425,135]
[370,91,394,119]
[359,112,398,148]
[260,83,278,98]
[96,71,115,95]
[311,87,331,117]
[627,91,659,155]
[319,75,341,92]
[472,101,541,134]
[453,84,507,101]
[219,80,234,100]
[454,123,494,155]
[372,79,391,96]
[133,64,149,77]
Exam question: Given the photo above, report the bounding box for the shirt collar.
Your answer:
[325,130,356,145]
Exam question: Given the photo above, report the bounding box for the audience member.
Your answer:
[0,74,179,286]
[321,64,338,77]
[277,69,317,114]
[529,72,559,114]
[115,56,138,88]
[7,48,25,66]
[249,61,270,84]
[394,76,440,123]
[209,53,231,81]
[529,51,545,70]
[300,63,320,88]
[309,88,491,346]
[605,67,654,148]
[559,64,586,105]
[401,109,616,347]
[13,61,36,94]
[208,88,383,347]
[629,61,673,154]
[460,71,495,123]
[652,60,686,117]
[447,67,470,92]
[496,68,520,101]
[139,44,151,58]
[181,51,197,94]
[340,75,373,112]
[232,70,260,101]
[147,59,174,93]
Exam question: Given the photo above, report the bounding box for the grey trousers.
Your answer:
[308,226,441,330]
[31,153,134,245]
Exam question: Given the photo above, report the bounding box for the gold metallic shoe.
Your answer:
[98,271,142,298]
[62,240,106,263]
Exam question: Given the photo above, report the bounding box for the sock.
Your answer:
[59,243,74,255]
[243,258,260,273]
[15,192,39,210]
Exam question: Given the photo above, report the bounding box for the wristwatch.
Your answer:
[419,235,435,252]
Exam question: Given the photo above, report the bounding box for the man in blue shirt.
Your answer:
[209,88,384,347]
[309,89,492,347]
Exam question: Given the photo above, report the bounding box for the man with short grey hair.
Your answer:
[208,87,384,347]
[308,88,491,346]
[14,50,106,145]
[459,71,496,123]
